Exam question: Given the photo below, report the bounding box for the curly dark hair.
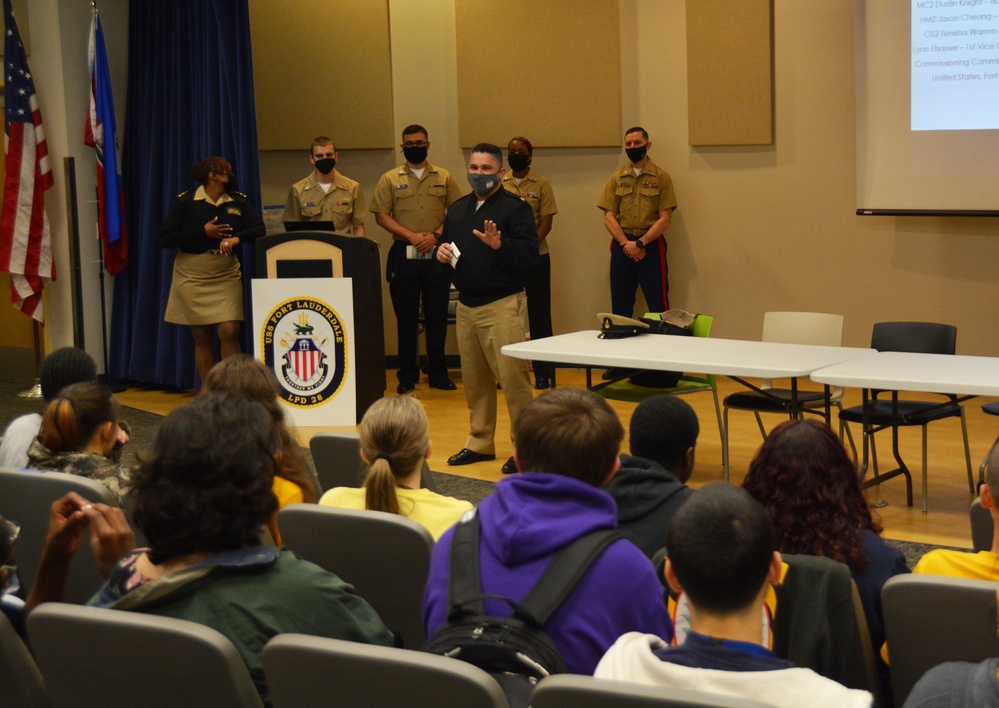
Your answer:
[132,392,279,564]
[203,355,318,502]
[742,418,881,570]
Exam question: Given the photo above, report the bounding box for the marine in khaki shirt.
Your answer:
[284,136,366,236]
[597,126,677,322]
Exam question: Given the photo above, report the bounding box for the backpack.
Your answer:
[422,512,620,707]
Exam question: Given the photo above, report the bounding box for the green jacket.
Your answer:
[91,547,394,706]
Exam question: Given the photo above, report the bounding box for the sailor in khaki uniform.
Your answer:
[501,136,558,389]
[284,136,366,236]
[369,124,463,394]
[597,126,677,319]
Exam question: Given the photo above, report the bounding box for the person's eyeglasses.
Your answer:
[402,141,428,149]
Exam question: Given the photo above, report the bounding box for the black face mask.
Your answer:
[625,146,647,164]
[224,172,239,194]
[314,157,336,175]
[403,145,428,165]
[507,154,531,172]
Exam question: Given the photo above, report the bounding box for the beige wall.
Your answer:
[259,0,999,359]
[33,0,999,368]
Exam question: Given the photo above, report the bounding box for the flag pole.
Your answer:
[16,320,44,398]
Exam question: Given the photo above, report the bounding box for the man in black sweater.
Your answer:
[435,143,538,475]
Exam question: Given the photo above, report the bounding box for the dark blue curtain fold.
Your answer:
[109,0,261,389]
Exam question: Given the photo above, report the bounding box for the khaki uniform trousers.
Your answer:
[456,292,534,454]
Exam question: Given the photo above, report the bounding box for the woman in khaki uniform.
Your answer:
[159,157,265,386]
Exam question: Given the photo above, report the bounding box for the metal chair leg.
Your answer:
[723,405,731,483]
[712,388,727,483]
[922,424,929,514]
[753,412,767,439]
[960,407,974,493]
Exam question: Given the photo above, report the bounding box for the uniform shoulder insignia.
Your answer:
[230,191,248,199]
[177,190,190,198]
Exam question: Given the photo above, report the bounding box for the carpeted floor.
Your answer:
[0,381,963,564]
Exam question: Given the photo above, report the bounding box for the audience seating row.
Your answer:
[10,603,779,708]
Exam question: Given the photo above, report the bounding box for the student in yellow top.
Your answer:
[203,355,320,544]
[320,395,472,540]
[502,136,558,389]
[913,443,999,580]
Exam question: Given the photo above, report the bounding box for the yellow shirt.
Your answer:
[268,476,305,545]
[368,163,463,238]
[913,548,999,580]
[597,158,677,232]
[284,171,366,232]
[502,169,558,255]
[318,486,473,540]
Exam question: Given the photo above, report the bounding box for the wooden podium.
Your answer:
[255,231,384,421]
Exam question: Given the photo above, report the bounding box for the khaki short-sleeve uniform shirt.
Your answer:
[501,169,558,255]
[369,163,463,241]
[285,171,367,232]
[597,158,677,232]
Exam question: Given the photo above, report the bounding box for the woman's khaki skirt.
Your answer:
[165,251,244,325]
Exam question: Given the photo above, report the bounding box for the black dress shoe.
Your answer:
[601,367,633,380]
[534,378,551,390]
[501,456,517,474]
[397,381,416,394]
[447,448,496,466]
[429,377,457,390]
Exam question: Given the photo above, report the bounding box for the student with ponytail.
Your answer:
[26,382,131,504]
[320,395,471,539]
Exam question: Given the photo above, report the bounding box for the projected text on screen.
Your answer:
[911,0,999,130]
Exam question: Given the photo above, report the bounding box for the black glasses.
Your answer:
[402,141,428,149]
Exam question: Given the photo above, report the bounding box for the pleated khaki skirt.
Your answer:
[165,251,244,325]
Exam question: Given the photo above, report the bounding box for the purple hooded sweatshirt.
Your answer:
[423,472,674,675]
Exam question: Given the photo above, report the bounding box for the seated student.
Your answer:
[25,382,131,505]
[913,443,999,579]
[423,388,673,675]
[603,394,697,557]
[741,418,908,690]
[903,657,999,707]
[595,484,873,708]
[203,355,320,543]
[28,393,393,707]
[0,347,99,469]
[319,395,471,540]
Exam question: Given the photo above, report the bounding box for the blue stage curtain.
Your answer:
[109,0,261,389]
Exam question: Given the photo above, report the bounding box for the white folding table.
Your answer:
[503,331,875,471]
[811,351,999,512]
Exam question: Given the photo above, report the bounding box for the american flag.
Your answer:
[85,6,127,275]
[0,0,54,321]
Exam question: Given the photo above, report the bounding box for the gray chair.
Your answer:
[882,574,999,705]
[530,674,774,707]
[0,467,118,604]
[970,496,993,552]
[263,633,509,708]
[309,431,438,492]
[722,312,853,481]
[27,602,264,708]
[0,610,49,708]
[277,503,434,648]
[838,322,974,513]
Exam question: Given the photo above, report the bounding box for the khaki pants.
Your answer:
[456,292,534,454]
